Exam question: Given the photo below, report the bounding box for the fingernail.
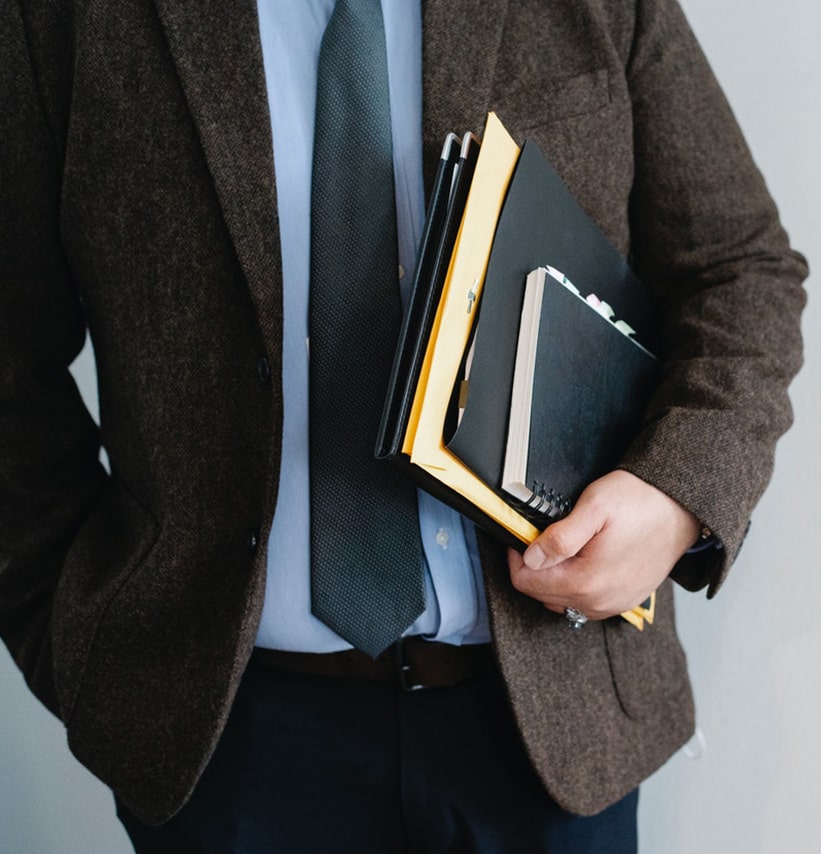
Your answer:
[523,543,546,570]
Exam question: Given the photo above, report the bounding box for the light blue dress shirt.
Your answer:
[254,0,490,652]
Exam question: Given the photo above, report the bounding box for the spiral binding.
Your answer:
[515,482,572,524]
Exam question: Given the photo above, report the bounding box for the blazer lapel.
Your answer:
[152,0,282,349]
[152,0,511,328]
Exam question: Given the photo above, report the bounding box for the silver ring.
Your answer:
[564,607,588,630]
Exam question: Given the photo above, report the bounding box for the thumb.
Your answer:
[523,494,606,570]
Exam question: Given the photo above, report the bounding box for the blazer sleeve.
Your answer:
[617,0,808,595]
[0,0,108,714]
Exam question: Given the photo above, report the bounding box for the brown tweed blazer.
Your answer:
[0,0,807,825]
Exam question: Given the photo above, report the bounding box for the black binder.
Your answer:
[376,131,480,459]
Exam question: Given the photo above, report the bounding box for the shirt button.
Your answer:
[435,528,449,549]
[398,264,405,280]
[248,532,259,552]
[257,356,271,384]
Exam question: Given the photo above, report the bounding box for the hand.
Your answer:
[507,470,701,620]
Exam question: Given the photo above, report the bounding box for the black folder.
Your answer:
[446,139,657,495]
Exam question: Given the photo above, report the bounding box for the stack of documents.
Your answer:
[376,114,659,628]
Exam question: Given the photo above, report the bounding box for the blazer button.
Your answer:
[257,356,271,384]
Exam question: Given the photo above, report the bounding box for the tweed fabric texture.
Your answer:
[309,0,425,656]
[0,0,808,824]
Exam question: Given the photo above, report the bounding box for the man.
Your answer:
[0,0,806,851]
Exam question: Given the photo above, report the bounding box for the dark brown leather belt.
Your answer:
[252,638,495,692]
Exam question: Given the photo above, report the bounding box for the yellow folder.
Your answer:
[402,113,539,544]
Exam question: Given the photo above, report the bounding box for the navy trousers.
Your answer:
[117,657,638,853]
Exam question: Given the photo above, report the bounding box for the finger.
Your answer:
[542,600,569,617]
[523,497,607,570]
[510,548,585,605]
[507,546,525,571]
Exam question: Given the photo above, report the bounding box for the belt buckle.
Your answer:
[393,637,426,692]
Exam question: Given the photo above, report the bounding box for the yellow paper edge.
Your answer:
[407,112,518,466]
[620,609,645,631]
[404,113,519,456]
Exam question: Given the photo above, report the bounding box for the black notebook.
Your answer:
[498,266,658,525]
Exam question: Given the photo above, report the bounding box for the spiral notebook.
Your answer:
[498,266,658,525]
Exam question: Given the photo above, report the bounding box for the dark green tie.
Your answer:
[309,0,425,657]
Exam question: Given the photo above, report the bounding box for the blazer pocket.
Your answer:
[498,67,613,133]
[602,581,693,721]
[52,475,159,721]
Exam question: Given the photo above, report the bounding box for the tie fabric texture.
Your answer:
[309,0,425,657]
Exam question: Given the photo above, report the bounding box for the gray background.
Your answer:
[2,1,818,851]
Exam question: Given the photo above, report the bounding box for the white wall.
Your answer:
[639,2,821,852]
[1,2,818,852]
